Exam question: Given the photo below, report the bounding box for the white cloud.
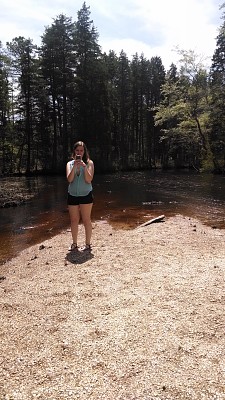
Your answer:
[0,0,222,69]
[97,0,222,68]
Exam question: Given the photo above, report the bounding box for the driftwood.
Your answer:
[137,214,165,228]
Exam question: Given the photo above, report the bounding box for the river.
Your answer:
[0,170,225,265]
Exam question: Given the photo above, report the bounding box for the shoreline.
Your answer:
[1,215,225,399]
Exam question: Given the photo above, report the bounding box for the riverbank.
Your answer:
[1,215,225,399]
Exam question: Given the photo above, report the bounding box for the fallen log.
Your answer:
[137,214,165,228]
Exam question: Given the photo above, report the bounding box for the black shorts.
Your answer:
[67,191,93,206]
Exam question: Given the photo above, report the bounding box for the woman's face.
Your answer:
[74,145,84,158]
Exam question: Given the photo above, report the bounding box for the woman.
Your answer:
[66,141,94,251]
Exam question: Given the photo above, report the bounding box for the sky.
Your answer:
[0,0,223,70]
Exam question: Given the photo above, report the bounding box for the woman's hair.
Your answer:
[72,141,90,163]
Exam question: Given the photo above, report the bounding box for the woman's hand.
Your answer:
[74,158,85,175]
[80,160,86,168]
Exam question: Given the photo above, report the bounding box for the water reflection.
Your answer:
[0,170,225,265]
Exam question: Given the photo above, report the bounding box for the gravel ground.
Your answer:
[1,215,225,400]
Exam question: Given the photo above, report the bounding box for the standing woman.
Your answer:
[66,141,94,251]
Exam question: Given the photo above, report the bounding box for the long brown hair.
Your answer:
[72,141,90,164]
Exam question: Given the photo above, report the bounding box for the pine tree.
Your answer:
[7,37,38,174]
[41,14,76,169]
[0,43,11,173]
[209,18,225,171]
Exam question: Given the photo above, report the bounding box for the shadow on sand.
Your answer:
[65,248,94,265]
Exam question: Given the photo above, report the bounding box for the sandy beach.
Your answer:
[1,215,225,399]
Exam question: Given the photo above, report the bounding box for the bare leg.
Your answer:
[68,205,80,245]
[79,203,93,245]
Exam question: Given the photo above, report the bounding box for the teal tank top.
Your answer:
[68,161,92,197]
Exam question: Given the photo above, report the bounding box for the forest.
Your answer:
[1,2,225,175]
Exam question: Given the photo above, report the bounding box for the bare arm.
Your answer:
[66,159,94,183]
[84,160,94,184]
[66,161,76,183]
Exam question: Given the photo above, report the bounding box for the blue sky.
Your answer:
[0,0,223,69]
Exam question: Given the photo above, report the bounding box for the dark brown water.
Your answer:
[1,170,225,265]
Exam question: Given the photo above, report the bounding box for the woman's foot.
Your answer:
[68,243,78,251]
[80,244,91,251]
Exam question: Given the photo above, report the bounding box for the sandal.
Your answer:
[68,243,78,251]
[80,244,92,251]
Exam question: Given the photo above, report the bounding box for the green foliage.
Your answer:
[209,17,225,172]
[154,49,213,169]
